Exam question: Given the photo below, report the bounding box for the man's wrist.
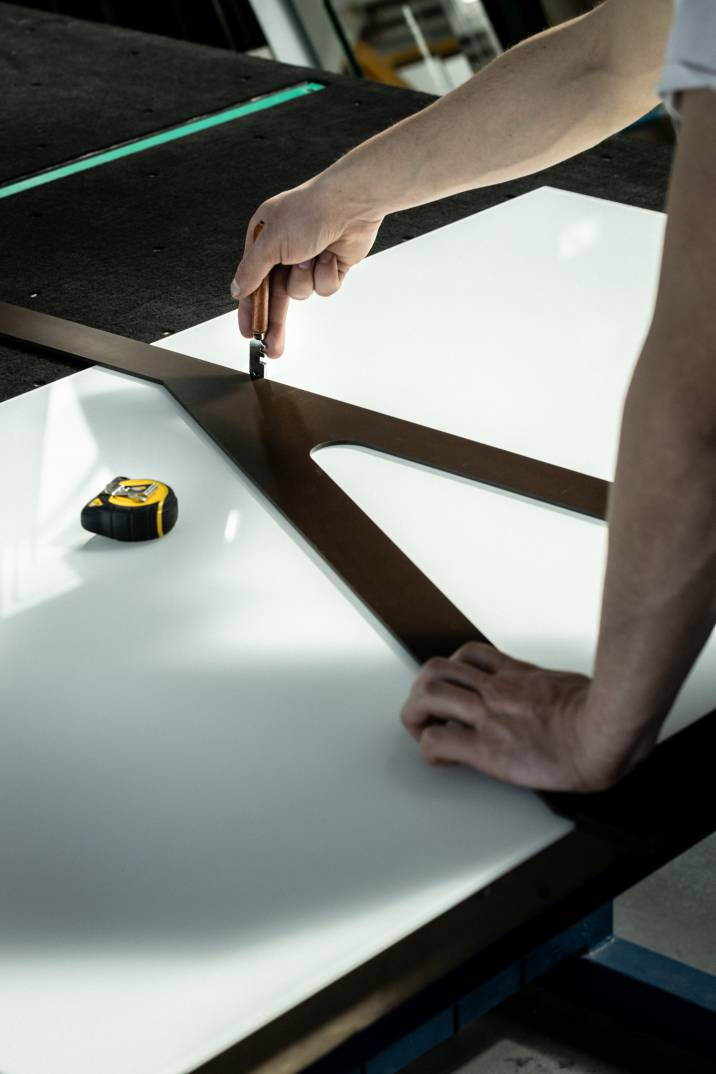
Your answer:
[317,147,395,223]
[577,682,659,789]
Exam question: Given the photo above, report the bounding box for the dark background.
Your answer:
[3,0,556,53]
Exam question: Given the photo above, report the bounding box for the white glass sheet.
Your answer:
[0,369,569,1074]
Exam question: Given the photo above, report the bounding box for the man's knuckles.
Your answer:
[422,656,450,677]
[452,642,484,662]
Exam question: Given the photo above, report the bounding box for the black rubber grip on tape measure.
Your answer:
[81,488,178,541]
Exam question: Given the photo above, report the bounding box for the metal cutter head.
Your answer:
[250,333,266,379]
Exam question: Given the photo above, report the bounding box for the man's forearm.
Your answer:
[322,0,669,216]
[588,88,716,780]
[589,344,716,776]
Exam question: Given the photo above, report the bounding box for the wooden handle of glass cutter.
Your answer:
[252,222,270,336]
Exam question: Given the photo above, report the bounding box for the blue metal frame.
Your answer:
[305,902,715,1074]
[543,935,716,1062]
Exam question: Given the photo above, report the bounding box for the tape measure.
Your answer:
[81,477,178,542]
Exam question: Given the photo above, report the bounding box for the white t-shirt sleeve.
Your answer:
[659,0,716,116]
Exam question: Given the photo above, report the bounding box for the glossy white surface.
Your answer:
[3,187,712,1074]
[0,371,569,1074]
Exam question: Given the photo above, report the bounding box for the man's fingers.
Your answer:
[452,642,506,673]
[232,224,278,299]
[421,723,516,782]
[314,251,341,296]
[420,723,475,767]
[264,265,290,358]
[237,295,254,339]
[286,260,315,300]
[422,655,488,694]
[401,680,486,740]
[265,322,287,359]
[234,248,273,298]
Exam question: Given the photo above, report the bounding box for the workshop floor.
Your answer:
[420,835,716,1074]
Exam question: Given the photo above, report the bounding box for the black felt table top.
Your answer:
[0,3,674,403]
[0,1,334,182]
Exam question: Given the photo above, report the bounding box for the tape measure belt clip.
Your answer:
[104,477,159,503]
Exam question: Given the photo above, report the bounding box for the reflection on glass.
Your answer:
[558,216,601,260]
[224,509,241,543]
[1,542,81,620]
[1,379,101,619]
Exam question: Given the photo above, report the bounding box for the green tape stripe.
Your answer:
[0,81,325,200]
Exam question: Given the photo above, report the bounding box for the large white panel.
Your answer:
[0,369,569,1074]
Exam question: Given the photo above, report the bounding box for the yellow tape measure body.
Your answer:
[81,477,178,541]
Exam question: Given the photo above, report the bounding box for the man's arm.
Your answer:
[588,87,716,774]
[316,0,670,213]
[402,89,716,791]
[233,0,672,356]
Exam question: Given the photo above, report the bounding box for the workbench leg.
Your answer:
[541,937,716,1061]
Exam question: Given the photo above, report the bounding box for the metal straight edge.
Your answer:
[0,81,325,200]
[0,303,607,669]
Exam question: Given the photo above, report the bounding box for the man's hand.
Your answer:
[401,643,653,792]
[231,176,382,358]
